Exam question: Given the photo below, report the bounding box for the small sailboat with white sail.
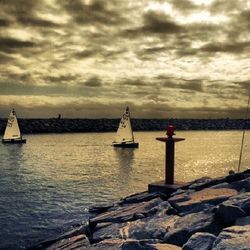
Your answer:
[2,109,26,144]
[112,107,139,148]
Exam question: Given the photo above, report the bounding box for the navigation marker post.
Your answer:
[148,125,186,195]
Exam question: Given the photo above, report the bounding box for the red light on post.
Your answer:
[167,125,175,138]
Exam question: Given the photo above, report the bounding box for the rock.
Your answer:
[89,197,164,227]
[125,215,180,240]
[30,224,87,249]
[147,243,182,250]
[210,182,235,189]
[121,240,157,250]
[91,222,125,243]
[89,203,117,214]
[188,177,225,191]
[120,191,162,204]
[179,203,215,216]
[92,239,162,250]
[235,215,250,226]
[215,203,246,225]
[163,210,221,246]
[231,177,250,192]
[90,238,125,249]
[225,172,246,183]
[45,234,90,250]
[170,188,237,214]
[212,225,250,250]
[221,192,250,215]
[182,232,216,250]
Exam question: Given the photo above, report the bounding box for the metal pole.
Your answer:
[165,138,175,184]
[238,94,250,172]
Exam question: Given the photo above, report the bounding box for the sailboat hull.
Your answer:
[113,142,139,148]
[2,139,26,144]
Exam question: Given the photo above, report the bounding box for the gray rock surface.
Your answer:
[182,232,216,250]
[212,225,250,250]
[235,215,250,226]
[46,234,90,250]
[221,192,250,215]
[215,203,246,224]
[169,187,237,214]
[163,210,221,246]
[125,215,179,240]
[89,197,164,227]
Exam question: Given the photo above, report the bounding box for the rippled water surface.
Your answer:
[0,131,250,249]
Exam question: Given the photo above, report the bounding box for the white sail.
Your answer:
[114,107,134,143]
[3,109,21,140]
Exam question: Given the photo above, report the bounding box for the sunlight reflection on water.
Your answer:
[0,130,249,249]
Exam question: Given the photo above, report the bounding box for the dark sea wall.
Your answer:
[1,118,250,134]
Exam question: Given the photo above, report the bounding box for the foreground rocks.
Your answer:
[30,169,250,250]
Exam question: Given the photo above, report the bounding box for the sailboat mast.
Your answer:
[127,107,134,142]
[238,94,250,172]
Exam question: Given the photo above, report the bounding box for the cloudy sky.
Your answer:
[0,0,250,118]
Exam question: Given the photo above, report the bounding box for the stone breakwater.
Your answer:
[31,169,250,250]
[1,118,250,134]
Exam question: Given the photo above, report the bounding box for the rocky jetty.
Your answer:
[0,118,250,134]
[30,169,250,250]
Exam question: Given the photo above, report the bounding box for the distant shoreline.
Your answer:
[1,118,250,134]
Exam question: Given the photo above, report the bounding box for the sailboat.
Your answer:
[2,109,26,144]
[112,107,139,148]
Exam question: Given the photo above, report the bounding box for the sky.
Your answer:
[0,0,250,119]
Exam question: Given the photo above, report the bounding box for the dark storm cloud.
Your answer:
[157,75,204,92]
[16,16,60,28]
[0,0,41,16]
[119,79,149,87]
[60,0,124,25]
[0,18,11,26]
[83,76,103,87]
[234,80,250,93]
[44,74,79,84]
[123,11,183,37]
[75,47,125,61]
[0,38,36,53]
[200,41,250,54]
[142,11,183,34]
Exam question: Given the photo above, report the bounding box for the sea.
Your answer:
[0,131,249,249]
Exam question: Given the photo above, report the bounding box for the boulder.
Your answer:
[220,192,250,215]
[231,177,250,192]
[212,225,250,250]
[120,191,162,204]
[235,216,250,226]
[89,197,164,227]
[182,232,216,250]
[46,234,90,250]
[147,243,182,250]
[163,210,221,246]
[89,203,117,214]
[215,203,246,225]
[125,215,180,240]
[225,172,246,183]
[188,177,225,191]
[31,224,87,249]
[91,239,163,250]
[90,239,125,249]
[169,188,237,214]
[91,222,126,243]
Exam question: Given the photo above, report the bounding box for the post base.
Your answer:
[148,180,190,196]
